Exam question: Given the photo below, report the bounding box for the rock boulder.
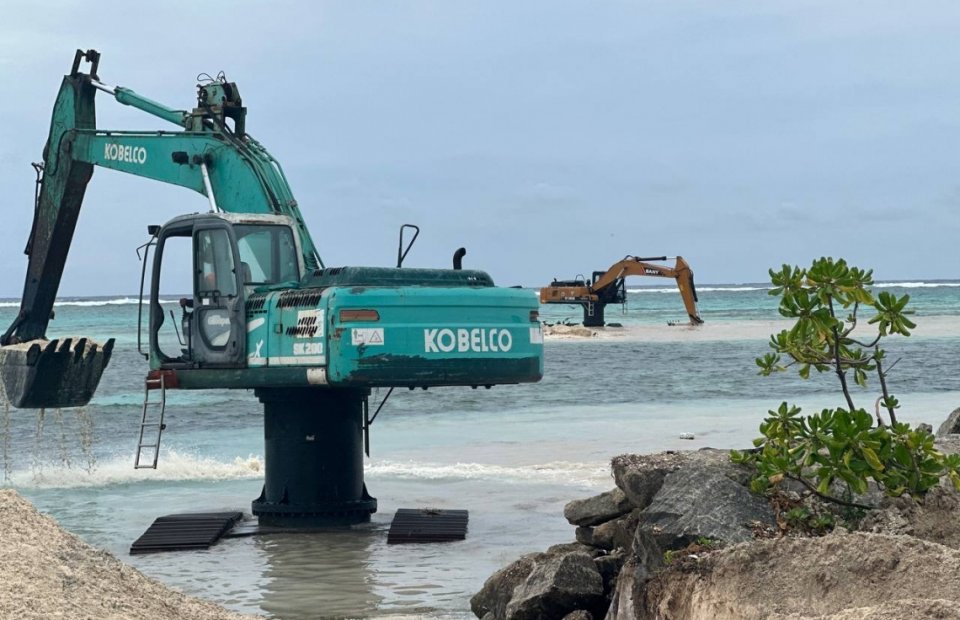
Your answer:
[471,555,537,620]
[564,488,633,527]
[611,452,689,510]
[505,549,605,620]
[640,461,776,548]
[472,545,606,620]
[937,407,960,437]
[575,510,640,551]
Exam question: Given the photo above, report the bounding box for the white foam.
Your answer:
[367,459,610,487]
[623,282,960,294]
[0,298,182,308]
[626,286,769,294]
[626,287,683,294]
[874,282,960,289]
[695,286,770,292]
[12,452,609,490]
[8,449,264,489]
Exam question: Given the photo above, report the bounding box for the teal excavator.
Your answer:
[0,50,544,526]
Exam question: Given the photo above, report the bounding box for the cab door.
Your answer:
[191,224,246,367]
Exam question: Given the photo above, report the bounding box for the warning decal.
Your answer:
[352,328,385,346]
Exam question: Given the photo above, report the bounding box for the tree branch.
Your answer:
[784,473,873,510]
[875,351,898,425]
[828,297,856,410]
[841,301,859,338]
[846,334,883,349]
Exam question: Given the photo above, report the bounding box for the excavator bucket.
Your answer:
[0,337,114,409]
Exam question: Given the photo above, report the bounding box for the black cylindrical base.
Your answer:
[582,302,606,327]
[252,387,376,527]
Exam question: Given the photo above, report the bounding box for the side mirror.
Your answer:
[397,224,420,268]
[147,224,161,236]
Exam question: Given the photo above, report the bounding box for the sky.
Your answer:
[0,1,958,297]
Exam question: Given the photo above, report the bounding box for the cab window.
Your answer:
[235,225,300,286]
[196,229,237,298]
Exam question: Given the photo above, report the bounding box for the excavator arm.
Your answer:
[0,50,328,407]
[590,255,701,324]
[3,49,321,348]
[539,255,703,327]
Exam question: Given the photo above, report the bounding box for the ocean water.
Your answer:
[1,282,958,619]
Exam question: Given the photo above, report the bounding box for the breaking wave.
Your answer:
[0,298,181,308]
[367,459,610,487]
[626,282,960,294]
[874,282,960,289]
[8,450,264,489]
[626,286,768,294]
[9,453,610,490]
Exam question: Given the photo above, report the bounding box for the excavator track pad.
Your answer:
[0,337,115,409]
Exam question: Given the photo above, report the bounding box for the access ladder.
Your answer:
[135,374,167,469]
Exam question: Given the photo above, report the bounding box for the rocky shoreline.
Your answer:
[471,409,960,620]
[5,409,960,619]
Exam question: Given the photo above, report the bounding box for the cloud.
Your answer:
[2,1,960,296]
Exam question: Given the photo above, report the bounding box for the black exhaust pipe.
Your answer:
[453,247,466,270]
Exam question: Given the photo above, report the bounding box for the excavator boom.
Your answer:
[3,50,318,348]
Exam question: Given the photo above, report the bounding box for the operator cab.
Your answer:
[146,213,304,369]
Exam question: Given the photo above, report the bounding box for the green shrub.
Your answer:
[732,258,960,506]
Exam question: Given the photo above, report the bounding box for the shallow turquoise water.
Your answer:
[1,282,957,618]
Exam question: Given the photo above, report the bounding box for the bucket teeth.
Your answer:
[74,338,87,361]
[26,343,42,365]
[0,336,116,409]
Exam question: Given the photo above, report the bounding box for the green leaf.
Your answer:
[851,475,869,495]
[816,475,833,495]
[950,471,960,492]
[862,447,884,472]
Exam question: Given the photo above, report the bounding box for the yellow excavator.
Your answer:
[539,255,703,327]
